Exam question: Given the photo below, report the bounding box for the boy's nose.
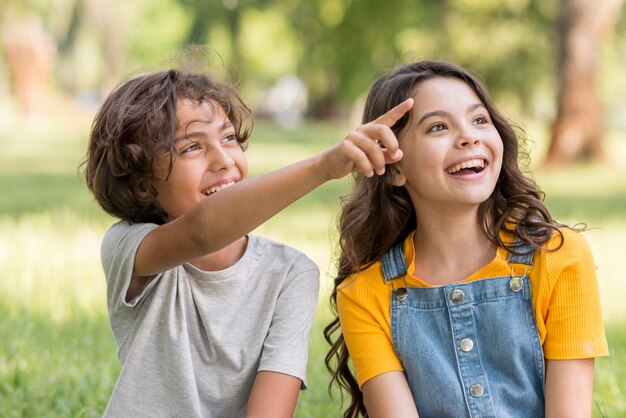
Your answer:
[208,148,235,171]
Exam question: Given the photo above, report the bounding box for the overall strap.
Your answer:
[508,235,535,265]
[381,242,407,282]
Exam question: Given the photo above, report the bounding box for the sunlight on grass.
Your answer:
[0,212,108,321]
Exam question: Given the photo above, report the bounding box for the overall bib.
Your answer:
[381,239,545,418]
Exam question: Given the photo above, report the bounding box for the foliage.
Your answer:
[1,0,624,117]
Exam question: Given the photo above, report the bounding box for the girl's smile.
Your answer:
[446,157,486,175]
[393,76,503,211]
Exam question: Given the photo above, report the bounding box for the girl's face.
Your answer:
[393,76,503,214]
[153,99,248,222]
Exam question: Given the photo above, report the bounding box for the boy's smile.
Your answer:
[393,76,503,213]
[153,99,248,222]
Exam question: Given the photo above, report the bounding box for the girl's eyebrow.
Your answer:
[174,119,234,141]
[416,103,486,127]
[416,110,449,127]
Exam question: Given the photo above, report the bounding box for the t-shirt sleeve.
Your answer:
[101,222,160,311]
[542,230,609,359]
[337,275,404,388]
[257,255,319,388]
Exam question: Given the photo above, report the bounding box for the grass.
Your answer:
[0,112,625,417]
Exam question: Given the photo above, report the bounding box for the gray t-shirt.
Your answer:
[101,221,320,418]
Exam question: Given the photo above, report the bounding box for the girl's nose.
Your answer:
[458,135,480,148]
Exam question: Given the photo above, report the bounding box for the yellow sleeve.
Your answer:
[541,229,609,359]
[337,270,404,388]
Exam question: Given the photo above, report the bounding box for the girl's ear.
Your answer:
[390,165,407,187]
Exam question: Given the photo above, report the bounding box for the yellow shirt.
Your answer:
[337,227,609,388]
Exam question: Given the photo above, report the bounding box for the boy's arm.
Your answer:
[245,371,301,418]
[133,99,413,278]
[545,359,594,418]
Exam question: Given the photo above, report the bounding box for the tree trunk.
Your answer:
[87,0,136,95]
[1,16,56,117]
[546,0,623,165]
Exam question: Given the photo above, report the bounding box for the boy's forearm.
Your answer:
[133,153,332,278]
[185,153,328,254]
[181,99,414,256]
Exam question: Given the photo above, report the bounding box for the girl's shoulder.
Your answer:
[537,226,594,273]
[337,260,387,294]
[544,225,590,253]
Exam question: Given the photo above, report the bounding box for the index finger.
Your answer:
[372,98,414,127]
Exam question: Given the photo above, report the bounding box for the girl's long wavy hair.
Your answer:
[324,61,563,417]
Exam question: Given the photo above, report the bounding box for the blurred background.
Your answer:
[0,0,625,417]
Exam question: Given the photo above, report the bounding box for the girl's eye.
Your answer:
[473,116,488,125]
[427,123,446,133]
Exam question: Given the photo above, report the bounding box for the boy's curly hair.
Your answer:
[83,69,252,224]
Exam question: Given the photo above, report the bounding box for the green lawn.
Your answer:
[0,114,624,417]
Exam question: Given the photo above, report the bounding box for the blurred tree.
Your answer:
[286,0,428,117]
[286,0,558,118]
[175,0,272,80]
[85,0,140,94]
[0,2,57,117]
[546,0,624,165]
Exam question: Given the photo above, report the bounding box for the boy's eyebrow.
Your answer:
[416,103,486,126]
[174,119,234,142]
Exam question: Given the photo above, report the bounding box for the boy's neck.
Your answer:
[411,207,496,285]
[189,236,249,272]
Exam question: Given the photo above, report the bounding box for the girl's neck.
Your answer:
[190,236,248,272]
[412,206,497,285]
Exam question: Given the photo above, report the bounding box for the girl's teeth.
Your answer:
[447,159,484,174]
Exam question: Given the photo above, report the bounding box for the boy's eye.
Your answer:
[427,123,446,133]
[222,134,238,144]
[182,143,200,153]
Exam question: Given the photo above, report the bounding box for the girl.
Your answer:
[325,61,608,418]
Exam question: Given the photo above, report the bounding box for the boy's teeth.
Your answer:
[204,181,236,195]
[447,159,484,174]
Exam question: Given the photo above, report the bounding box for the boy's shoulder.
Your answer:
[100,221,161,281]
[102,221,157,255]
[103,220,157,241]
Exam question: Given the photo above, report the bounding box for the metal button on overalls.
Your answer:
[509,276,523,292]
[450,289,465,303]
[394,288,408,301]
[470,384,484,398]
[460,338,474,352]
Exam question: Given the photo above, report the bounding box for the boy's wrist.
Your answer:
[309,151,333,183]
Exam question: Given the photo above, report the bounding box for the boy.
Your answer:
[84,68,412,417]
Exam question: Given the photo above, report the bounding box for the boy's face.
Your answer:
[153,99,248,222]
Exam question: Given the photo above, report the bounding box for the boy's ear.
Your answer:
[391,165,407,187]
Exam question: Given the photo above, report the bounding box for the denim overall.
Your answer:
[381,238,545,418]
